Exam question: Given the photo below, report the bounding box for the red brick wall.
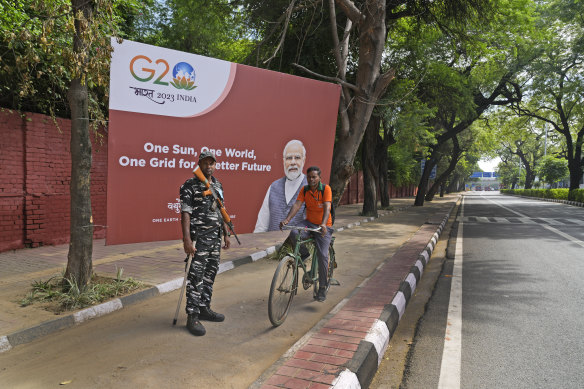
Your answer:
[0,110,25,251]
[338,170,418,205]
[0,109,107,252]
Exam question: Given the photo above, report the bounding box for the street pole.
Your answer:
[544,123,548,157]
[518,157,522,189]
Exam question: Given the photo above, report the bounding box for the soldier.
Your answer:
[180,150,230,336]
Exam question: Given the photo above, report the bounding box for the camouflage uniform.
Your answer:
[180,175,225,316]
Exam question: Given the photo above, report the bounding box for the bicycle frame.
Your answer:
[283,225,322,292]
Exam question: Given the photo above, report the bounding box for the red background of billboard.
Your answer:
[107,63,340,245]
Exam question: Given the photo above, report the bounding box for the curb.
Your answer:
[331,202,457,388]
[0,205,411,353]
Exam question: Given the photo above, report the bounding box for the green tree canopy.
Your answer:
[538,154,569,187]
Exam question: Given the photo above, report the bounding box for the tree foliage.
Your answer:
[410,0,536,205]
[0,0,141,124]
[508,0,584,195]
[235,0,498,204]
[133,0,253,62]
[538,154,569,187]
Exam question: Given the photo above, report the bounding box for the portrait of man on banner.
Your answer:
[107,39,340,244]
[254,140,308,232]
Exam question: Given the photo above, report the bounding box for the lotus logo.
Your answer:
[170,62,197,90]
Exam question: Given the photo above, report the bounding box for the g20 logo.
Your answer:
[129,55,197,91]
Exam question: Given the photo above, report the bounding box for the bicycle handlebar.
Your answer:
[281,225,322,232]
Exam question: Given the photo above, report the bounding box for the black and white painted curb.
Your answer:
[331,203,456,388]
[0,206,411,354]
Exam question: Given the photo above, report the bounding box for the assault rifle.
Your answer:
[193,166,241,245]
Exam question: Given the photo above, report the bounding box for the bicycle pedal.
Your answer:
[330,278,340,286]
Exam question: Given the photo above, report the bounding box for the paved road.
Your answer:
[387,192,584,388]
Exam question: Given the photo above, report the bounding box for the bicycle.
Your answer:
[268,225,339,327]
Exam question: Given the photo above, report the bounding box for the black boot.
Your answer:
[187,314,206,336]
[199,307,225,322]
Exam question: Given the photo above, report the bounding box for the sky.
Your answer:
[478,157,501,172]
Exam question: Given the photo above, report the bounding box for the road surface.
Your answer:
[376,192,584,388]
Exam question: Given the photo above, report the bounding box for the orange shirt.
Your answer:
[297,183,333,227]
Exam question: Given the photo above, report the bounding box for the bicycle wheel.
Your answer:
[312,256,320,299]
[327,244,335,287]
[268,256,297,327]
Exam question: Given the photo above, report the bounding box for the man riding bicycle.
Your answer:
[279,166,333,302]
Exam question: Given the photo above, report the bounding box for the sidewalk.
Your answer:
[0,197,429,353]
[252,195,459,388]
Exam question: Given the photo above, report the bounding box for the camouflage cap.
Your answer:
[199,150,217,162]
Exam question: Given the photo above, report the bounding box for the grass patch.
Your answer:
[20,268,144,314]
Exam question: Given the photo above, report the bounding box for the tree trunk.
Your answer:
[516,150,536,189]
[567,129,583,198]
[447,177,457,193]
[426,137,461,201]
[524,168,535,189]
[415,157,436,206]
[65,0,94,288]
[329,131,362,206]
[377,118,395,208]
[377,150,390,208]
[329,0,394,206]
[568,158,583,195]
[362,116,380,216]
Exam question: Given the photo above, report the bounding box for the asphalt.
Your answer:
[0,194,460,388]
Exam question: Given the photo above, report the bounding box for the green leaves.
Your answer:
[0,0,144,123]
[538,154,569,185]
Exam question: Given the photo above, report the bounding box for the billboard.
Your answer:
[107,39,340,245]
[471,171,498,178]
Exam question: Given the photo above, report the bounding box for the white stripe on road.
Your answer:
[541,224,584,249]
[518,217,537,224]
[494,217,511,224]
[541,218,564,226]
[567,218,584,226]
[486,197,584,249]
[438,196,464,389]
